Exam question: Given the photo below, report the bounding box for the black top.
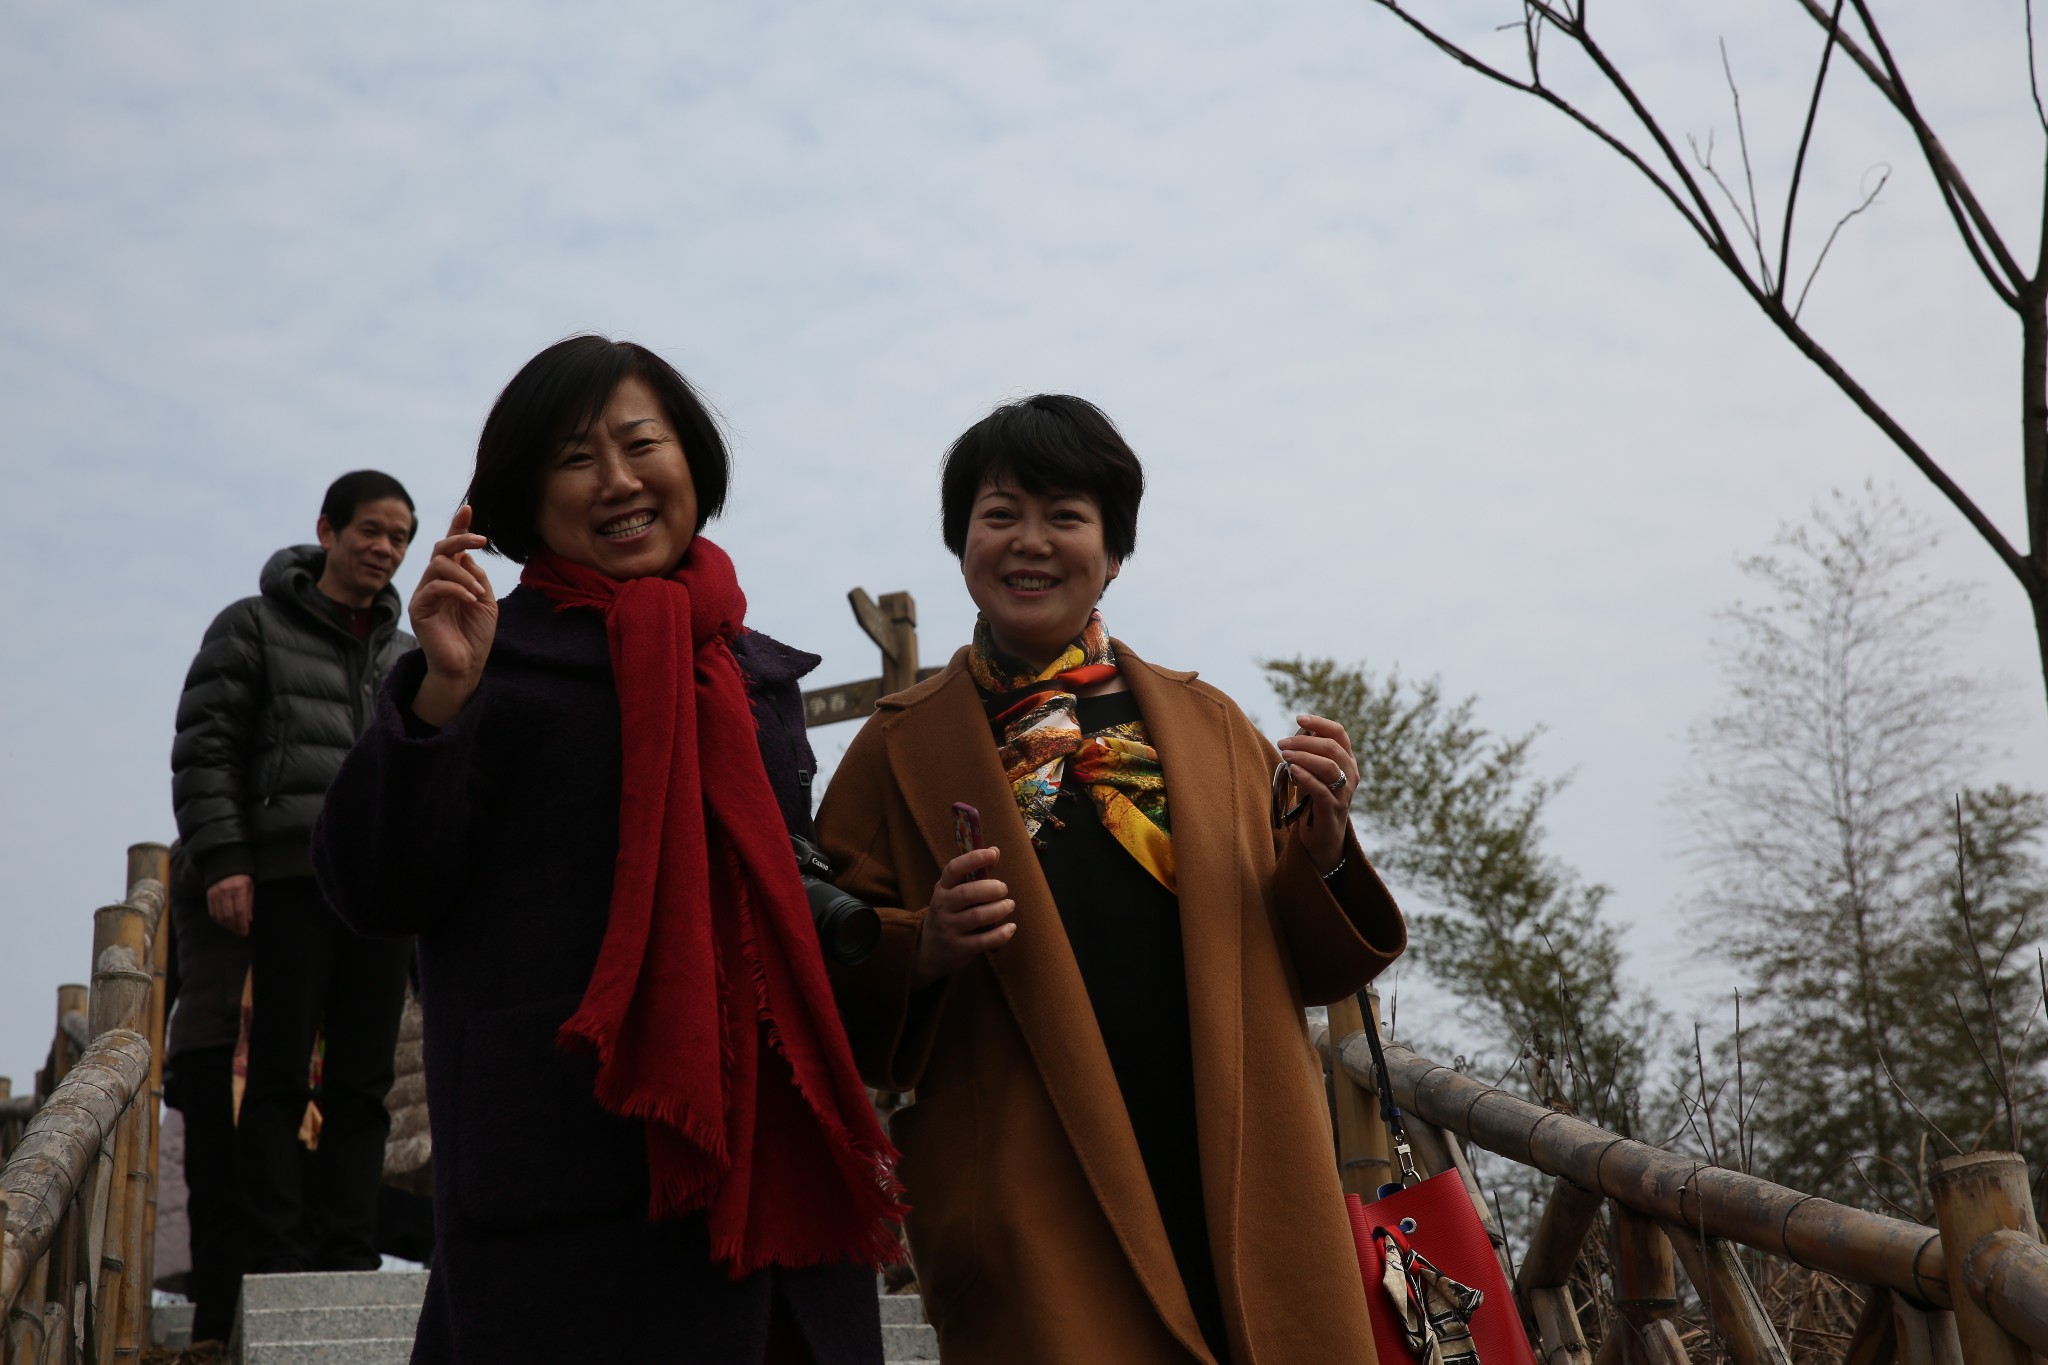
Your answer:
[1031,691,1228,1362]
[312,588,879,1365]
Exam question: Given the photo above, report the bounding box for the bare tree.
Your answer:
[1367,0,2048,716]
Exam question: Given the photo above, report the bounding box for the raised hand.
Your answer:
[409,505,498,725]
[1275,713,1362,875]
[911,846,1016,989]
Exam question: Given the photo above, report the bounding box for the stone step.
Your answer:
[240,1270,429,1311]
[241,1303,425,1344]
[877,1292,927,1325]
[223,1272,932,1361]
[151,1301,195,1349]
[882,1320,939,1360]
[242,1338,416,1365]
[231,1272,429,1364]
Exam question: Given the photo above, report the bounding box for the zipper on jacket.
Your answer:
[261,727,288,806]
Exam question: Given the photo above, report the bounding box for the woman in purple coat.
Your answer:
[313,336,904,1364]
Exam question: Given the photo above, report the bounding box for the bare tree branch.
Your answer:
[1691,130,1768,268]
[1786,0,2026,306]
[1778,0,1848,300]
[2028,0,2048,139]
[1875,1046,1963,1156]
[1751,289,2030,582]
[1369,3,1734,259]
[1839,1151,1923,1220]
[1792,163,1889,319]
[1515,2,1542,87]
[1367,0,2037,589]
[1538,3,1761,269]
[1720,40,1776,291]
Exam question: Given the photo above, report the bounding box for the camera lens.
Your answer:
[804,880,881,966]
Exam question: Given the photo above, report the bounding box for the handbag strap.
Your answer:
[1356,988,1422,1196]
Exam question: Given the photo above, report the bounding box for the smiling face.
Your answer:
[315,496,414,607]
[534,374,700,579]
[961,480,1119,670]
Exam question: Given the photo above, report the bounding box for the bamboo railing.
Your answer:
[1,844,171,1365]
[1318,998,2048,1365]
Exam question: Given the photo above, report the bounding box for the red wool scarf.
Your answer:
[521,540,904,1274]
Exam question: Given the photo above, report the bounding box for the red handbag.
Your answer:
[1343,999,1536,1365]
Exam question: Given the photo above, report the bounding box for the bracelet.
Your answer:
[1321,855,1346,885]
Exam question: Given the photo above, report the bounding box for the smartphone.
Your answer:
[952,802,987,880]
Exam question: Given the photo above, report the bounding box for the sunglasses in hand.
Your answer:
[1271,759,1311,830]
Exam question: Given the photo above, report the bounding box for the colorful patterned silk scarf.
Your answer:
[967,611,1176,893]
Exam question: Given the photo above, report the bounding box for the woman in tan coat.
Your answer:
[818,395,1406,1365]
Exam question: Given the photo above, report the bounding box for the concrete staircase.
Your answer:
[879,1286,938,1363]
[230,1271,427,1364]
[203,1271,936,1362]
[151,1301,196,1350]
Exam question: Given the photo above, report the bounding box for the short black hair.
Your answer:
[939,395,1144,562]
[321,470,416,536]
[464,335,731,563]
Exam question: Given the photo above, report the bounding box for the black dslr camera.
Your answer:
[790,835,881,966]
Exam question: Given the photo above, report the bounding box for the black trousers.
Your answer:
[164,1044,241,1343]
[237,876,410,1273]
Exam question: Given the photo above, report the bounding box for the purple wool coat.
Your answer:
[312,585,881,1365]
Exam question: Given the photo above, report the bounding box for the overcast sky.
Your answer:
[4,1,2044,1081]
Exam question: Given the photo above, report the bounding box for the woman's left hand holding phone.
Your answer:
[911,847,1015,991]
[409,504,498,727]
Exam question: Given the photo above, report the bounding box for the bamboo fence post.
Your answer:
[4,1210,53,1365]
[93,1104,136,1365]
[108,1101,145,1364]
[1517,1177,1602,1365]
[72,1176,98,1365]
[1841,1287,1899,1365]
[1927,1151,2038,1365]
[122,847,168,906]
[1431,1121,1517,1289]
[1609,1207,1686,1365]
[126,845,168,1355]
[80,1135,112,1340]
[86,907,149,1365]
[1962,1228,2048,1352]
[88,909,150,1042]
[36,1299,66,1365]
[1324,994,1394,1198]
[47,1202,79,1365]
[1527,1286,1594,1365]
[48,987,89,1097]
[1662,1225,1791,1365]
[1890,1296,1964,1365]
[1517,1176,1603,1298]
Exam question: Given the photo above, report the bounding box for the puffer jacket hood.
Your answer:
[172,544,414,886]
[261,543,326,602]
[261,544,326,596]
[259,544,406,632]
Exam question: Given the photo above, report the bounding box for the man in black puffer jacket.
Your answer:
[171,469,419,1281]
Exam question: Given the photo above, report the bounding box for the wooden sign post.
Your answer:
[803,588,941,728]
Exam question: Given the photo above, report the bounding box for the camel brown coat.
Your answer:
[818,643,1406,1365]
